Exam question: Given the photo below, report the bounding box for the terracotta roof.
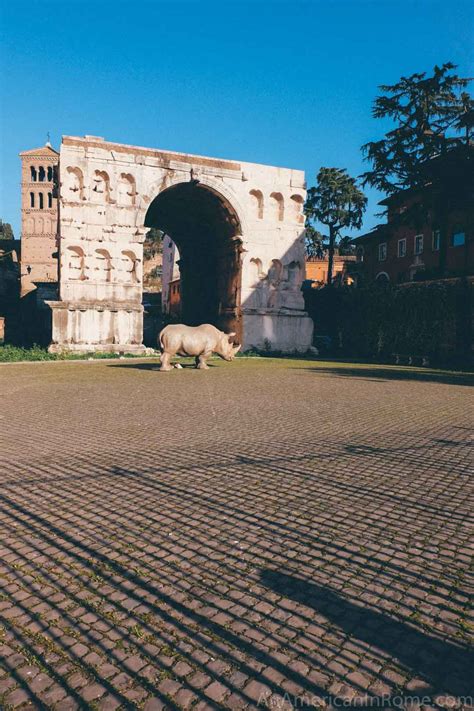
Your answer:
[19,144,59,157]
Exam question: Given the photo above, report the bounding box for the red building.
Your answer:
[354,148,474,284]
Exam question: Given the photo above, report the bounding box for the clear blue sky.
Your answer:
[1,0,472,238]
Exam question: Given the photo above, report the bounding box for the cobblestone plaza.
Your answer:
[0,358,472,710]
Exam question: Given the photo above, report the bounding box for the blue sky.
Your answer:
[1,0,473,237]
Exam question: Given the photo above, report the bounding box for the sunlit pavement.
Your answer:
[0,358,472,710]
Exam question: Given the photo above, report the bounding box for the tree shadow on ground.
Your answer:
[298,365,474,387]
[260,570,473,698]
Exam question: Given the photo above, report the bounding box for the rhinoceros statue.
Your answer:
[158,324,241,371]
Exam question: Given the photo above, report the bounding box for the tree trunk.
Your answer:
[327,226,336,285]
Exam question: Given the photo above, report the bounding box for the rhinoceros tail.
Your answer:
[158,328,166,352]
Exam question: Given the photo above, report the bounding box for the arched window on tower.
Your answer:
[47,166,53,181]
[30,166,37,181]
[39,193,44,209]
[48,192,53,208]
[38,166,46,182]
[30,192,35,208]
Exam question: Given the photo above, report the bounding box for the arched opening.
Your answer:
[144,182,243,338]
[38,166,46,182]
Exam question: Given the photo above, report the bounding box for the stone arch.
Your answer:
[375,271,390,284]
[144,179,244,336]
[67,245,87,280]
[249,189,264,219]
[91,170,110,204]
[117,173,136,206]
[25,217,34,233]
[290,194,304,223]
[141,173,249,237]
[65,167,84,201]
[36,216,44,233]
[269,192,284,221]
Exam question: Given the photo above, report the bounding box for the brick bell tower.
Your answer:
[19,142,59,296]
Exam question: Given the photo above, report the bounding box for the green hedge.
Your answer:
[305,278,472,365]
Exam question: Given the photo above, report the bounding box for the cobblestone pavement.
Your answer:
[0,358,472,711]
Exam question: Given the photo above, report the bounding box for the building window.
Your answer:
[30,166,37,181]
[414,234,423,255]
[39,193,44,209]
[378,243,387,261]
[30,192,35,208]
[38,166,46,182]
[48,192,53,208]
[452,230,465,247]
[397,239,406,258]
[432,230,440,251]
[47,166,53,181]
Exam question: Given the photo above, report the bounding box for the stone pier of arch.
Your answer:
[48,135,313,354]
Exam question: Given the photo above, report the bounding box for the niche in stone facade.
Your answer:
[290,194,305,223]
[67,246,88,281]
[95,249,113,282]
[65,167,84,201]
[91,171,111,204]
[269,192,284,221]
[117,173,136,206]
[249,189,264,219]
[286,260,300,287]
[36,216,44,234]
[120,250,140,283]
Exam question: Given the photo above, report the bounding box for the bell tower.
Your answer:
[19,142,59,296]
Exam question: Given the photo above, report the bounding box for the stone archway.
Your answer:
[144,182,244,339]
[48,135,313,354]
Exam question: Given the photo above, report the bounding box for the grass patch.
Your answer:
[0,344,158,363]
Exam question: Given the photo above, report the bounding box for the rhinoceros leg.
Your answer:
[159,352,173,372]
[196,352,211,369]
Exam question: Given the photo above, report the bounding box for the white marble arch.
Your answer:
[49,135,313,354]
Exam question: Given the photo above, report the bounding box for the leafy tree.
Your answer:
[304,224,324,258]
[361,62,473,275]
[338,236,355,256]
[143,228,163,260]
[305,168,367,285]
[0,221,14,240]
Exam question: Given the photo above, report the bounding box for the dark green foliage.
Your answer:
[0,221,14,240]
[305,279,473,366]
[361,62,472,195]
[143,228,164,260]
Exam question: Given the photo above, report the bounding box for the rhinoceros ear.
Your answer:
[227,332,236,342]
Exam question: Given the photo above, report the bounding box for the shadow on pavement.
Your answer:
[298,365,474,387]
[260,569,473,698]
